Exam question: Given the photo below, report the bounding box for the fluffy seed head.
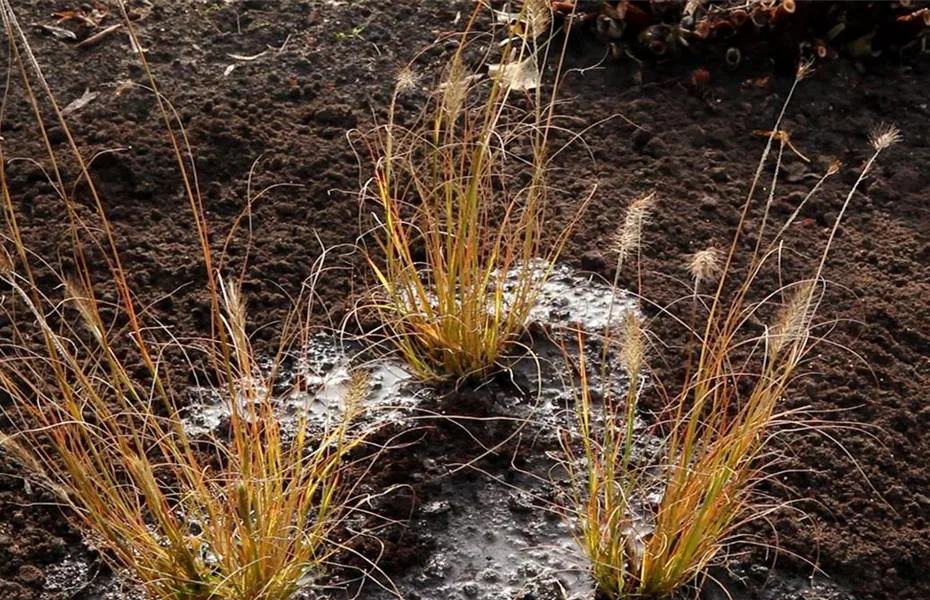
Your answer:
[440,58,469,116]
[688,247,722,286]
[619,311,645,378]
[343,369,371,414]
[222,280,247,332]
[395,67,419,93]
[65,279,104,343]
[0,435,47,484]
[769,280,816,360]
[523,0,552,39]
[796,58,815,80]
[869,123,901,151]
[612,192,656,264]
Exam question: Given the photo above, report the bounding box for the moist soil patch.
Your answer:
[1,2,929,600]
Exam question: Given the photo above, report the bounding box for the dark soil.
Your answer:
[1,1,929,599]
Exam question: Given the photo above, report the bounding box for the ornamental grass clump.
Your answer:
[0,4,372,599]
[563,60,898,598]
[357,1,588,382]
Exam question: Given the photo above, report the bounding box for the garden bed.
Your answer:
[1,2,929,599]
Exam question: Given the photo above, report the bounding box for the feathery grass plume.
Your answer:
[606,192,655,334]
[63,279,107,344]
[0,4,375,599]
[611,192,656,271]
[767,280,817,362]
[869,122,902,151]
[356,2,587,381]
[524,0,553,39]
[439,55,469,117]
[494,0,552,41]
[562,66,899,599]
[688,247,722,289]
[619,311,646,377]
[796,57,815,80]
[395,66,419,93]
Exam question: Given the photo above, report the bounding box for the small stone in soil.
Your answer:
[422,500,452,516]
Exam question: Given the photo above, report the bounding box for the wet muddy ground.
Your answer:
[1,1,929,599]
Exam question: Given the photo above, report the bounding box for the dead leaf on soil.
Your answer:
[62,89,100,116]
[113,80,134,98]
[52,10,81,20]
[227,50,269,61]
[743,75,772,88]
[52,10,96,27]
[39,24,77,40]
[494,9,521,24]
[75,23,122,49]
[488,56,540,92]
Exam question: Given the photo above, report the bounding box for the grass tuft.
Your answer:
[561,62,899,598]
[0,269,368,600]
[356,3,586,382]
[0,4,372,599]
